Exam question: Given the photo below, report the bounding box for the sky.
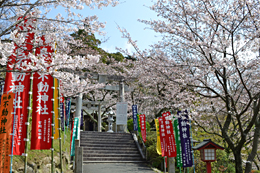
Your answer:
[80,0,161,53]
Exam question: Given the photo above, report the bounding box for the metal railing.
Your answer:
[132,133,147,160]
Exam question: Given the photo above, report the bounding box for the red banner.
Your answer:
[165,120,177,157]
[0,93,14,172]
[4,17,34,155]
[139,114,146,142]
[162,111,170,119]
[31,73,53,149]
[70,120,74,154]
[158,117,166,156]
[31,38,54,150]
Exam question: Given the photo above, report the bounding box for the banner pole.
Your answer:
[51,79,55,173]
[23,73,33,173]
[58,80,63,173]
[10,90,18,173]
[189,116,195,173]
[164,156,166,173]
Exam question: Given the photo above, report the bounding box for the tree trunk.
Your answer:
[245,116,260,173]
[234,150,243,173]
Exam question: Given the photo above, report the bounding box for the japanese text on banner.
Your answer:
[0,93,14,173]
[178,110,193,167]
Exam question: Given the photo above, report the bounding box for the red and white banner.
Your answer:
[60,94,65,131]
[139,114,146,142]
[31,37,54,150]
[165,120,177,157]
[31,73,53,149]
[4,17,35,155]
[162,111,171,119]
[158,117,166,156]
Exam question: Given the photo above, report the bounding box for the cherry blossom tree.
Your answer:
[119,0,260,172]
[0,0,119,96]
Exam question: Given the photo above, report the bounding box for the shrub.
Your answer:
[146,131,163,170]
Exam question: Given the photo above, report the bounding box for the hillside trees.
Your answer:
[119,0,260,172]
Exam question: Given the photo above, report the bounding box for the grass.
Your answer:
[12,127,72,172]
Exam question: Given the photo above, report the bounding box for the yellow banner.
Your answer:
[53,79,59,139]
[154,119,162,155]
[0,93,14,173]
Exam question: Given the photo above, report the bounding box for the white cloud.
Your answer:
[124,41,135,53]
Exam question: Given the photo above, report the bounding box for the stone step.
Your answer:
[80,136,133,140]
[80,131,143,163]
[83,160,147,163]
[84,150,139,154]
[83,157,143,161]
[80,143,136,147]
[83,146,138,151]
[80,140,135,145]
[84,153,141,158]
[80,136,133,139]
[80,135,132,140]
[80,131,132,136]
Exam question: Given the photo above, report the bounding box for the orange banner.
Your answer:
[0,93,14,173]
[53,79,59,139]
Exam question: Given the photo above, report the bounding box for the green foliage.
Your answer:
[70,29,101,50]
[193,146,235,173]
[127,119,134,132]
[146,131,163,170]
[100,52,126,65]
[109,52,125,62]
[127,119,151,132]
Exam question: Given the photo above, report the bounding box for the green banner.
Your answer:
[174,118,183,167]
[137,114,142,140]
[70,117,79,156]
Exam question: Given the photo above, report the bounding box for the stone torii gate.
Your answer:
[74,73,133,133]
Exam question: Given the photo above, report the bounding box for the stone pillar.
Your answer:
[168,157,175,173]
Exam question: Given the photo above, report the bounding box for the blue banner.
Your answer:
[65,98,71,127]
[81,109,83,127]
[132,105,138,131]
[178,110,193,167]
[0,81,4,104]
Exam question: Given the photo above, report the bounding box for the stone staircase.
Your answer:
[80,131,145,163]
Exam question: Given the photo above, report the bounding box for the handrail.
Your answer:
[132,133,146,159]
[132,133,147,160]
[138,134,147,160]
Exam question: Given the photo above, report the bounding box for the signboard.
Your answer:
[132,105,138,131]
[116,102,128,125]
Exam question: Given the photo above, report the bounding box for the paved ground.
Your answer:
[83,163,158,173]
